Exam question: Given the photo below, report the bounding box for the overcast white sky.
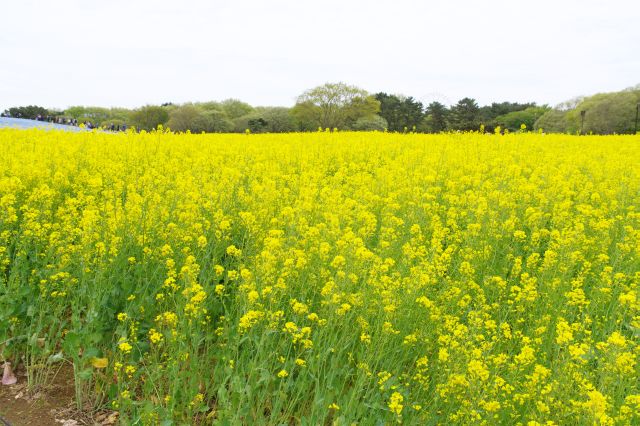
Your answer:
[1,0,639,110]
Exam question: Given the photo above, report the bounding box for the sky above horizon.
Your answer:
[1,0,639,111]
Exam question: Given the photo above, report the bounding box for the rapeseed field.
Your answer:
[1,129,639,425]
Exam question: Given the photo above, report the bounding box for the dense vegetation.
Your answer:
[3,83,639,134]
[1,129,639,424]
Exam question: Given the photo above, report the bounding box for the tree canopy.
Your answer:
[421,101,449,132]
[292,82,380,130]
[535,88,640,134]
[4,82,638,134]
[2,105,49,119]
[129,105,170,131]
[494,106,550,132]
[375,93,423,132]
[448,98,480,131]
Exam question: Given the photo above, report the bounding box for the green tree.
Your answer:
[494,106,550,132]
[235,107,297,133]
[64,106,88,119]
[352,115,388,131]
[479,102,536,121]
[109,108,134,122]
[260,107,296,132]
[568,91,640,134]
[4,105,49,119]
[62,106,133,126]
[534,88,640,134]
[167,104,202,132]
[291,82,380,130]
[375,93,424,132]
[165,104,235,133]
[534,109,570,133]
[420,101,449,133]
[197,101,223,112]
[129,105,169,131]
[220,99,254,119]
[448,98,480,131]
[478,102,537,132]
[192,110,234,133]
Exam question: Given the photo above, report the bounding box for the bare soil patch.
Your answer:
[0,365,113,426]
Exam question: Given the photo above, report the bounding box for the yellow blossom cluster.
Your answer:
[0,128,639,424]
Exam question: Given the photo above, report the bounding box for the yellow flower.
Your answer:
[403,333,418,345]
[607,331,627,347]
[438,348,449,362]
[615,352,636,374]
[149,328,163,344]
[336,303,352,315]
[583,390,610,423]
[214,265,225,276]
[4,126,640,423]
[388,392,404,416]
[482,400,501,412]
[290,299,309,315]
[247,290,259,303]
[118,342,132,354]
[556,319,573,345]
[226,245,242,257]
[513,230,527,240]
[90,357,108,369]
[238,310,264,333]
[468,359,490,381]
[515,344,536,366]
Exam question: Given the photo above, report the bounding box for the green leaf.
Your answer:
[47,352,65,364]
[62,332,82,356]
[83,347,100,360]
[76,368,93,380]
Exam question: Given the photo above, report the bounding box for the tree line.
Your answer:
[3,82,639,134]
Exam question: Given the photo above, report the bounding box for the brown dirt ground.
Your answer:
[0,364,88,426]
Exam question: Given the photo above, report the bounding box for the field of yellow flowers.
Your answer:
[0,128,639,425]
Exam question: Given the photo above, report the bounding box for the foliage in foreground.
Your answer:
[0,129,639,425]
